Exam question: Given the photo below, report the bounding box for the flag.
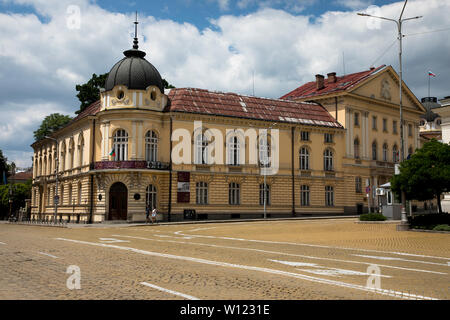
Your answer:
[428,71,436,77]
[109,147,116,157]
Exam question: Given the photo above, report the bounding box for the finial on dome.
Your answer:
[123,11,146,58]
[133,11,139,50]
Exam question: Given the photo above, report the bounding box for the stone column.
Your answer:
[101,122,110,161]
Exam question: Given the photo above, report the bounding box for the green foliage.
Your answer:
[391,139,450,213]
[408,213,450,230]
[0,180,31,219]
[433,224,450,231]
[163,78,175,89]
[33,113,73,141]
[75,73,108,115]
[359,213,387,221]
[0,149,9,181]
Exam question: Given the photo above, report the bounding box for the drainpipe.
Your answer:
[291,126,296,217]
[168,116,173,222]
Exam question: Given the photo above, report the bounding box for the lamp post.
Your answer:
[45,136,59,224]
[262,123,277,219]
[358,0,422,223]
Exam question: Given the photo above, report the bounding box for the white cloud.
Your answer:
[0,0,449,167]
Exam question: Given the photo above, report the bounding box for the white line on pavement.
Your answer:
[140,282,200,300]
[55,237,438,300]
[352,254,448,267]
[38,252,58,259]
[0,241,6,245]
[173,231,450,261]
[110,234,447,275]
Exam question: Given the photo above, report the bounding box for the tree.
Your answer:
[75,73,108,115]
[163,79,175,89]
[0,180,31,219]
[391,139,450,213]
[0,149,8,183]
[33,113,73,141]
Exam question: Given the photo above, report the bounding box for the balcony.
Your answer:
[94,161,170,171]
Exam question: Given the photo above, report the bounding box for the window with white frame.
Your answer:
[372,141,378,161]
[355,177,362,193]
[259,133,270,167]
[196,182,208,205]
[229,183,240,205]
[145,130,158,162]
[228,136,240,166]
[146,185,157,209]
[393,145,399,163]
[325,186,334,206]
[113,130,128,161]
[301,185,310,206]
[300,147,310,170]
[324,133,333,143]
[324,149,334,171]
[300,131,310,141]
[195,133,208,165]
[383,143,388,162]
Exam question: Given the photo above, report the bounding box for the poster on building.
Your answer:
[177,172,190,203]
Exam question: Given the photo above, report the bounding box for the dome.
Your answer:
[105,49,164,93]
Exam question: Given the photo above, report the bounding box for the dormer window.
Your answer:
[117,90,124,100]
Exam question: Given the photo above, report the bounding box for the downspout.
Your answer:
[168,116,173,222]
[291,126,296,217]
[89,118,95,224]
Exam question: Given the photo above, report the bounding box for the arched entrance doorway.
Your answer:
[109,182,128,220]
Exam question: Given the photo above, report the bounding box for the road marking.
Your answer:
[111,235,447,275]
[154,234,193,240]
[140,282,200,300]
[0,241,6,245]
[98,238,130,243]
[55,237,438,300]
[174,231,450,261]
[352,254,448,266]
[38,252,58,259]
[269,260,318,267]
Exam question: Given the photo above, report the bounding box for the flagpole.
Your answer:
[428,74,430,97]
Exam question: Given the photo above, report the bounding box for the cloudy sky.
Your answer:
[0,0,449,168]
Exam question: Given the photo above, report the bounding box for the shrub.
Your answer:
[432,224,450,232]
[408,213,450,230]
[359,213,387,221]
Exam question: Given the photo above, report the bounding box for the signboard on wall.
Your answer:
[177,172,190,203]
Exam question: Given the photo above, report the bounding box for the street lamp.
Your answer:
[261,123,277,219]
[45,136,59,224]
[358,0,422,223]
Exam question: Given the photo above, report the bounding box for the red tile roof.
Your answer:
[280,65,386,100]
[167,88,342,128]
[71,100,101,123]
[10,171,32,182]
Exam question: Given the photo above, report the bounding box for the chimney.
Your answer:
[315,74,325,90]
[327,72,337,83]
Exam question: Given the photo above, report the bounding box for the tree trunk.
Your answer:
[436,193,442,214]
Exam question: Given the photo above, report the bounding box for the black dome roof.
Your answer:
[105,48,164,93]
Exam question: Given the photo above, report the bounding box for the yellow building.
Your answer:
[30,25,426,223]
[282,66,426,212]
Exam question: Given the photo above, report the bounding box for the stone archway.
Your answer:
[109,182,128,220]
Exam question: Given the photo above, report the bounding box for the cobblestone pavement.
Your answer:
[0,218,448,300]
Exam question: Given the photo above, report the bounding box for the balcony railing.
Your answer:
[94,161,170,170]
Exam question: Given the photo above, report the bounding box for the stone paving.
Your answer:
[0,218,448,300]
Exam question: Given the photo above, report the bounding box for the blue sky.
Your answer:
[0,0,449,168]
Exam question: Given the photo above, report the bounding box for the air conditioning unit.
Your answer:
[376,188,385,196]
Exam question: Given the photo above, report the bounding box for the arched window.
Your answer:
[78,134,84,168]
[48,154,52,175]
[300,147,310,170]
[228,136,240,166]
[392,145,399,163]
[194,133,208,165]
[145,130,158,162]
[60,141,66,172]
[324,149,334,171]
[113,130,128,161]
[354,138,360,159]
[258,133,270,167]
[383,143,388,162]
[372,141,378,161]
[43,156,47,176]
[259,183,270,206]
[196,182,208,205]
[69,138,75,169]
[146,185,157,209]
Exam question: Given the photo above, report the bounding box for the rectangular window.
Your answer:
[259,184,270,206]
[300,131,310,141]
[354,113,360,126]
[408,124,412,137]
[372,116,377,130]
[229,183,240,205]
[324,133,333,143]
[301,185,310,206]
[196,182,208,205]
[393,120,398,134]
[355,177,362,193]
[383,118,388,132]
[325,186,334,207]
